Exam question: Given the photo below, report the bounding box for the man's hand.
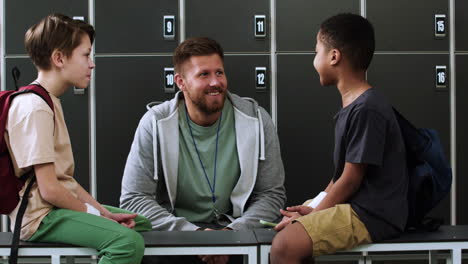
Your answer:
[104,213,137,229]
[199,255,229,264]
[198,228,230,264]
[274,205,313,232]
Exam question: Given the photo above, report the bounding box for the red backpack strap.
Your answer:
[0,85,55,144]
[0,91,16,140]
[17,84,54,113]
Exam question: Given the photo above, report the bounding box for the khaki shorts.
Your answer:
[296,204,372,256]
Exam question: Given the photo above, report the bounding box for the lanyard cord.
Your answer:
[185,105,222,203]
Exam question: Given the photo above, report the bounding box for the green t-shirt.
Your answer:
[175,99,240,223]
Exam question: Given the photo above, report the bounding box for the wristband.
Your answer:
[85,203,101,216]
[307,192,327,208]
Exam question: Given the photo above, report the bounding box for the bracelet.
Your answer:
[85,203,101,216]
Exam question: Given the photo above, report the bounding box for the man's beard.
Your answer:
[186,88,226,115]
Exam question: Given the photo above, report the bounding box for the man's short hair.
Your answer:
[25,13,95,70]
[319,13,375,71]
[173,37,224,74]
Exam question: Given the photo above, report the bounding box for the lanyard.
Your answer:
[185,105,222,204]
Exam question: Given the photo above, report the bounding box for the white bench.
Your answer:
[254,225,468,264]
[3,226,468,264]
[0,230,258,264]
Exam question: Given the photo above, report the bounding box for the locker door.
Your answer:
[456,55,468,224]
[277,54,341,206]
[5,0,87,54]
[367,0,449,51]
[186,0,269,53]
[277,0,360,52]
[456,0,468,51]
[95,0,178,53]
[224,55,270,112]
[5,58,90,191]
[367,54,451,224]
[95,56,175,206]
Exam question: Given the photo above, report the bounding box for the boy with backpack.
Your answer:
[269,13,409,263]
[3,13,150,264]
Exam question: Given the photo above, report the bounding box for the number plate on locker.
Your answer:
[73,16,85,21]
[435,65,447,90]
[254,15,266,38]
[164,67,175,93]
[164,15,175,40]
[434,14,446,38]
[255,67,267,90]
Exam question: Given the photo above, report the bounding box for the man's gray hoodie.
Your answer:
[120,92,286,230]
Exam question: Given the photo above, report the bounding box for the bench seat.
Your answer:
[1,226,468,263]
[254,225,468,264]
[0,230,258,264]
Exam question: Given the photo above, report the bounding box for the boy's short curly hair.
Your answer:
[319,13,375,71]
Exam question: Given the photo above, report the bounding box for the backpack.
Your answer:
[393,109,452,231]
[0,83,54,264]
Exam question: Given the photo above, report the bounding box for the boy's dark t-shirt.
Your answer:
[333,88,408,242]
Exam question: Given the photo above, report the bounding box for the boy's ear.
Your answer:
[330,48,341,66]
[175,73,185,91]
[50,49,65,68]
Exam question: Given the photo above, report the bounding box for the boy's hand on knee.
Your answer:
[106,213,137,229]
[286,205,313,215]
[274,209,302,231]
[119,218,136,229]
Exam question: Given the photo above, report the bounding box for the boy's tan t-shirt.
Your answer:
[4,92,80,240]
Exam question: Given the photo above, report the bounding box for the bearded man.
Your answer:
[120,37,286,262]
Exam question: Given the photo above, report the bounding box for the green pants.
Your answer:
[29,206,152,264]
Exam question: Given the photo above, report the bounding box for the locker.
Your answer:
[224,55,271,112]
[95,0,178,53]
[456,0,468,51]
[456,55,468,224]
[367,54,451,224]
[367,0,449,51]
[276,0,360,52]
[186,0,269,53]
[4,58,90,191]
[5,0,87,54]
[277,54,341,206]
[95,56,175,206]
